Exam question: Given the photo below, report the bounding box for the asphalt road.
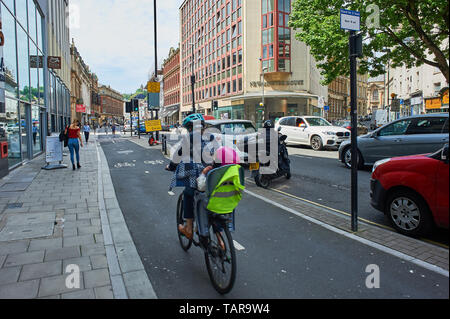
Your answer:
[98,135,448,299]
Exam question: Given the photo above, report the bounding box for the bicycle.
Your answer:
[176,192,237,295]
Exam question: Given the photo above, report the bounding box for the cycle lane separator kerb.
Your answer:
[244,189,449,278]
[96,141,158,299]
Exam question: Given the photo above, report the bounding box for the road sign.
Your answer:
[147,81,160,93]
[145,120,162,132]
[391,99,401,112]
[324,105,330,112]
[318,96,325,109]
[340,9,360,31]
[148,93,160,109]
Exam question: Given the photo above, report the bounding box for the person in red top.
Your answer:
[65,120,84,170]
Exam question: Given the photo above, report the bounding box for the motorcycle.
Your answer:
[251,128,291,189]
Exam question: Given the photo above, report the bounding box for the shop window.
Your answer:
[2,6,18,98]
[18,26,30,102]
[5,99,21,167]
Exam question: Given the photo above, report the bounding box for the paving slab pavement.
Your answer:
[0,134,155,299]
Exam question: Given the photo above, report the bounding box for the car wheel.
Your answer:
[343,147,363,169]
[311,136,323,151]
[385,190,434,237]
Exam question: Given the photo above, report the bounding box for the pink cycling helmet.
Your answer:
[215,147,241,165]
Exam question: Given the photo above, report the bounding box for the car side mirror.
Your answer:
[370,131,378,138]
[442,144,449,163]
[300,124,307,129]
[278,127,282,132]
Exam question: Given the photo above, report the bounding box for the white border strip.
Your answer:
[245,189,449,278]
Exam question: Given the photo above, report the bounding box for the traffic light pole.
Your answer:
[154,0,160,141]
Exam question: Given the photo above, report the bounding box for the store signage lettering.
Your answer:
[249,80,304,88]
[48,56,62,69]
[30,55,44,68]
[76,104,86,113]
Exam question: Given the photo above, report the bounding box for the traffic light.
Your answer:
[212,100,219,111]
[126,101,132,113]
[132,99,139,112]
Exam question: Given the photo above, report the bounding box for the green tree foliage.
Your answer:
[289,0,449,84]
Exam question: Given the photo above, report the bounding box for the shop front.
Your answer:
[160,104,180,125]
[1,0,47,174]
[223,92,321,128]
[425,88,449,114]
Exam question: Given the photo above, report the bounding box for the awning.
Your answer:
[222,91,320,102]
[160,104,180,118]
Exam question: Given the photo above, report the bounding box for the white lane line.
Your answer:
[244,189,449,278]
[233,240,246,251]
[292,154,314,159]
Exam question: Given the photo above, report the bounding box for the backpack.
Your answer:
[59,127,69,147]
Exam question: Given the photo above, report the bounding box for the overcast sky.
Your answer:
[69,0,181,94]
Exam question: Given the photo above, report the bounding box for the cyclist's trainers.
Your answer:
[178,224,193,240]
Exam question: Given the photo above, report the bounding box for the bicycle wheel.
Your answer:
[204,221,236,294]
[177,194,192,251]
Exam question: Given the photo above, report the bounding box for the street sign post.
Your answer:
[145,120,162,133]
[341,8,362,232]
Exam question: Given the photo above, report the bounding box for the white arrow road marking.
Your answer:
[233,240,245,251]
[117,150,134,155]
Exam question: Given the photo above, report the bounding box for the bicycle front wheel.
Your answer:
[205,223,236,295]
[177,194,192,251]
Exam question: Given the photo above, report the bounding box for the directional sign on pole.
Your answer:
[340,9,361,31]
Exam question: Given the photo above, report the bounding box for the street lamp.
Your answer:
[259,58,268,122]
[189,42,196,114]
[382,48,391,121]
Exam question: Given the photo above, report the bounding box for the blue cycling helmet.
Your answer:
[182,113,205,128]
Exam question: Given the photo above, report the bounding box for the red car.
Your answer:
[370,144,449,237]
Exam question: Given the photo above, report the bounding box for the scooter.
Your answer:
[251,129,291,189]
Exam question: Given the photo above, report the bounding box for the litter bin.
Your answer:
[0,128,8,179]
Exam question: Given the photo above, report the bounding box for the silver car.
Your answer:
[339,114,449,169]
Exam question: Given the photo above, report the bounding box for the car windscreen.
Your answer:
[305,118,332,127]
[220,123,256,134]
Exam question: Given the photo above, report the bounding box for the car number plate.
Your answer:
[249,163,260,171]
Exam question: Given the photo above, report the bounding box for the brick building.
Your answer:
[160,47,181,125]
[99,85,124,125]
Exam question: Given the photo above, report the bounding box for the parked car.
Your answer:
[370,144,449,237]
[205,120,257,163]
[275,116,351,151]
[338,120,369,136]
[134,124,147,134]
[339,114,449,169]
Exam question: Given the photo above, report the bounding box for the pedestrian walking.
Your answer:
[66,119,84,171]
[93,123,97,135]
[112,124,116,136]
[83,123,91,143]
[32,123,38,145]
[105,124,109,135]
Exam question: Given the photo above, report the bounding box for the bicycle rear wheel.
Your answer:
[177,194,192,251]
[204,222,236,295]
